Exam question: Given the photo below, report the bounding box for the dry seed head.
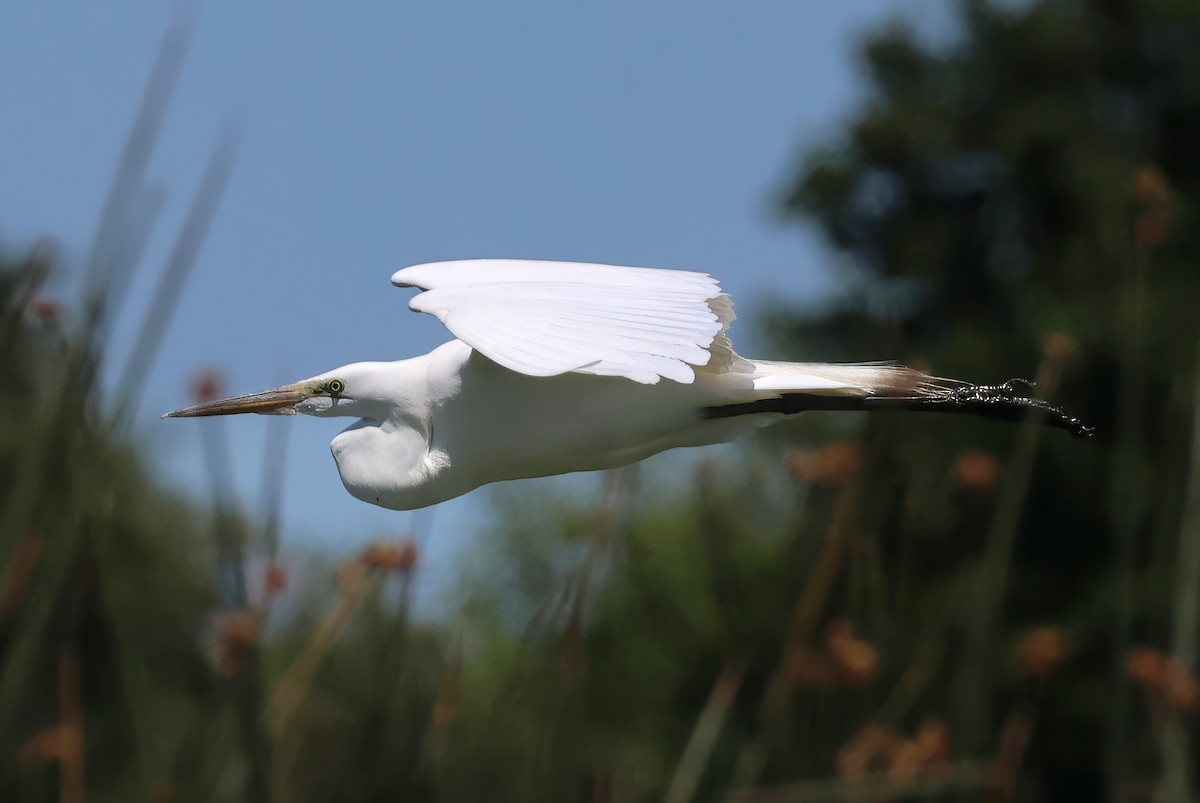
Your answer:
[264,563,288,595]
[222,612,260,648]
[1132,166,1171,207]
[787,441,864,486]
[1018,627,1067,679]
[888,739,926,782]
[215,611,261,676]
[1158,657,1200,712]
[885,720,953,782]
[1126,646,1165,686]
[953,449,1002,491]
[835,724,901,779]
[1043,332,1077,363]
[190,369,226,403]
[825,619,879,686]
[26,296,61,325]
[913,720,952,763]
[1131,167,1175,248]
[1125,647,1200,711]
[359,538,419,573]
[16,725,79,769]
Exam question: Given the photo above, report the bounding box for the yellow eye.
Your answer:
[327,379,345,395]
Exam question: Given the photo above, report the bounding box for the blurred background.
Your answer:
[2,0,1198,800]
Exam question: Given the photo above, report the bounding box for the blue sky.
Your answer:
[0,2,940,597]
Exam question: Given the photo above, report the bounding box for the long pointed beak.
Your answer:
[164,387,307,418]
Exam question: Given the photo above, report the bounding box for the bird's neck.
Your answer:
[339,357,435,425]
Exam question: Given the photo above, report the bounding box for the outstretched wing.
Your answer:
[391,259,740,384]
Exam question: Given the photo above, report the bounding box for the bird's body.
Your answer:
[167,260,1092,510]
[324,340,915,510]
[325,341,716,509]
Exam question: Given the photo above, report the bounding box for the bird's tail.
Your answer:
[705,361,1094,438]
[746,360,957,397]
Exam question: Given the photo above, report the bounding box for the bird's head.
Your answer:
[164,362,399,421]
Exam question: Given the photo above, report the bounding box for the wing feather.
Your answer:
[391,260,739,384]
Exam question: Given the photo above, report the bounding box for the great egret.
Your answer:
[166,260,1092,510]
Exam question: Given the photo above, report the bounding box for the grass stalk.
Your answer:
[114,123,239,420]
[81,7,190,306]
[268,568,381,794]
[722,760,997,803]
[1154,350,1200,802]
[1105,206,1151,794]
[665,655,747,803]
[955,340,1068,752]
[57,639,83,803]
[735,475,863,787]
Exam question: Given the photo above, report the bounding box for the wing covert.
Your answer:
[391,260,738,384]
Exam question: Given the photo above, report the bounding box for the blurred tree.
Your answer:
[771,0,1200,796]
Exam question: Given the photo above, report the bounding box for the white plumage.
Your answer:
[167,259,1079,511]
[393,260,735,383]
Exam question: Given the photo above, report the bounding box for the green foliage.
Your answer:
[0,249,217,802]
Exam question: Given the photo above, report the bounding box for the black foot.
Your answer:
[866,378,1096,438]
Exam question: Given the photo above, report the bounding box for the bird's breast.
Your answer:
[330,418,453,511]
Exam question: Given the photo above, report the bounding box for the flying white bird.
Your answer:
[166,260,1092,510]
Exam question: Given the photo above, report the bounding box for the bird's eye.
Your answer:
[327,379,345,395]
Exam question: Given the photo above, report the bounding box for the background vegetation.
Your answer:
[3,0,1200,800]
